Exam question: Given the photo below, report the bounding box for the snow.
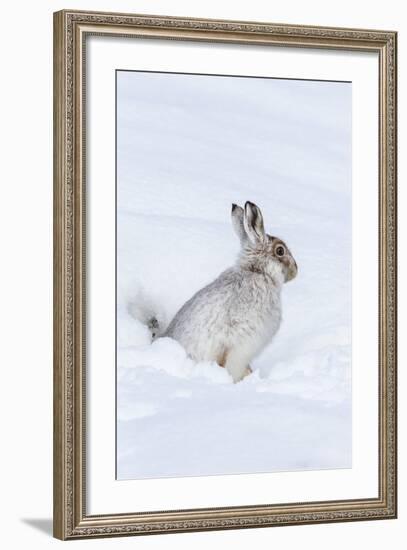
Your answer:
[116,70,352,480]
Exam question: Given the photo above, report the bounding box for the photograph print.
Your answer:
[116,70,352,480]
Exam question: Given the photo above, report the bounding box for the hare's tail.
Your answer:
[146,315,161,340]
[127,290,165,341]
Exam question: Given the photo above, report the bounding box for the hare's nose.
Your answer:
[288,260,298,281]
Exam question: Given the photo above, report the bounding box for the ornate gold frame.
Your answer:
[53,9,397,540]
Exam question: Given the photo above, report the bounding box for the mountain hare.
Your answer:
[163,201,297,382]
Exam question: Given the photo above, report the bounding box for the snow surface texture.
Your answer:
[116,71,352,480]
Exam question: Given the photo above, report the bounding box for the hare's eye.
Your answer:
[275,245,285,257]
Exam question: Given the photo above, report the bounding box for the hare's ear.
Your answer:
[244,201,266,245]
[231,204,247,245]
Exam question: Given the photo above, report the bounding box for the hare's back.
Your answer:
[165,268,238,338]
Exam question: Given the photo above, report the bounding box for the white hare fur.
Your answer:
[163,201,298,382]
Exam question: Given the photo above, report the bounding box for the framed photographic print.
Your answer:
[53,9,397,540]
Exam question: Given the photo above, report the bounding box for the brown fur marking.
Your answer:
[217,348,228,368]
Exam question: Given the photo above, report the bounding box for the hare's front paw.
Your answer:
[231,365,252,383]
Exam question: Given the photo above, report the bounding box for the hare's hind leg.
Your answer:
[224,348,253,383]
